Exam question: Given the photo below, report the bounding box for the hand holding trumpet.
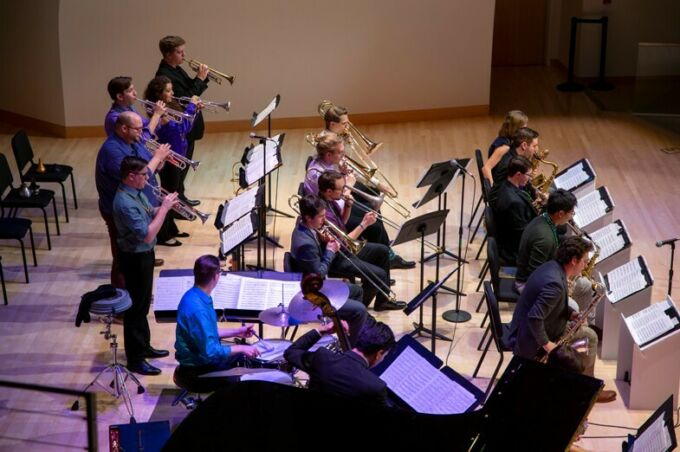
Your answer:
[196,63,209,81]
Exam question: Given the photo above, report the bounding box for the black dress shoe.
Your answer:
[144,347,170,358]
[182,198,201,207]
[374,300,407,311]
[390,255,416,270]
[154,259,164,267]
[175,232,190,238]
[127,360,161,376]
[158,238,182,247]
[389,278,396,286]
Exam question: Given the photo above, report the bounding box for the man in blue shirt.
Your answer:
[104,76,165,140]
[96,111,170,287]
[175,255,260,390]
[113,156,178,376]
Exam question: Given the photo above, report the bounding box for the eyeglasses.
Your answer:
[133,171,149,177]
[127,125,143,131]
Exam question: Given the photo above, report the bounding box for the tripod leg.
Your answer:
[114,366,136,422]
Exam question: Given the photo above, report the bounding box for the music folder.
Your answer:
[219,211,258,256]
[622,395,677,452]
[552,158,596,197]
[573,186,615,233]
[251,94,281,127]
[590,219,632,275]
[372,335,483,414]
[215,185,264,230]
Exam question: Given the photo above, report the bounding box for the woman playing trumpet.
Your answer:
[144,75,201,246]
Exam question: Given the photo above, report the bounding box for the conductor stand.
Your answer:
[443,159,473,324]
[394,210,451,351]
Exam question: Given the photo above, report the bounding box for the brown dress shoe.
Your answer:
[596,389,617,403]
[154,258,164,267]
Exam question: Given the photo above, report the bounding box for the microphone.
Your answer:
[249,132,277,142]
[451,159,474,177]
[656,238,679,247]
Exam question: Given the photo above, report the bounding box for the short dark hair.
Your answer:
[507,156,532,178]
[120,156,148,179]
[546,188,577,215]
[159,35,186,56]
[298,195,326,220]
[547,344,586,373]
[315,133,343,158]
[355,321,395,355]
[318,170,343,194]
[512,127,539,149]
[323,104,348,129]
[555,236,593,266]
[144,75,171,103]
[194,255,221,286]
[107,76,132,100]
[115,111,141,129]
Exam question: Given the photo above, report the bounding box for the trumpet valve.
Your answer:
[190,160,200,171]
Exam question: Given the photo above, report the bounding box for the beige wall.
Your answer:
[1,0,496,130]
[0,0,65,126]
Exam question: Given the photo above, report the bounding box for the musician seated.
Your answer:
[486,127,539,203]
[174,255,260,391]
[104,76,164,141]
[490,156,537,264]
[318,172,406,311]
[284,320,395,407]
[486,110,528,160]
[503,237,616,403]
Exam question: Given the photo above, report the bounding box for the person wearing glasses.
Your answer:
[112,156,178,376]
[95,112,170,287]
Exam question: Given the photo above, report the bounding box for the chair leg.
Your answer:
[475,293,486,313]
[69,172,78,209]
[472,335,493,378]
[467,195,482,229]
[59,182,69,223]
[469,207,485,243]
[41,208,52,250]
[28,226,37,266]
[480,311,489,328]
[51,198,61,235]
[476,265,489,294]
[477,325,490,351]
[0,258,7,305]
[475,234,487,260]
[477,259,488,278]
[484,353,504,400]
[18,239,28,283]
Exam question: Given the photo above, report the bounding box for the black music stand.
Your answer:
[392,210,450,350]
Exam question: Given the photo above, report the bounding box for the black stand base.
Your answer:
[442,309,472,323]
[246,233,284,249]
[266,205,294,218]
[427,279,465,297]
[556,81,585,92]
[423,248,465,263]
[589,80,615,91]
[408,322,452,342]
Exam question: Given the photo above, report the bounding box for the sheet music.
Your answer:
[554,162,589,191]
[246,136,282,163]
[574,190,608,227]
[624,299,676,346]
[632,412,673,452]
[607,258,648,302]
[153,276,194,311]
[252,94,281,127]
[235,278,300,310]
[221,186,259,227]
[245,152,280,185]
[211,274,243,310]
[220,214,255,255]
[589,222,626,262]
[379,347,476,414]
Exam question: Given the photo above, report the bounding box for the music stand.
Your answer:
[392,210,450,350]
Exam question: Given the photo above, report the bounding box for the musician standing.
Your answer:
[156,35,208,207]
[95,112,169,287]
[318,171,406,311]
[104,76,165,140]
[113,156,177,376]
[322,105,415,270]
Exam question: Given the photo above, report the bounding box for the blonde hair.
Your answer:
[498,110,528,138]
[315,132,342,157]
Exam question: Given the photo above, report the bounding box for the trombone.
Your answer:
[144,138,200,171]
[146,183,210,224]
[136,98,194,124]
[172,96,231,114]
[318,100,382,155]
[288,195,397,302]
[185,58,234,85]
[345,185,442,254]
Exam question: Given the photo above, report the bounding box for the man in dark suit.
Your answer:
[156,35,209,207]
[490,156,536,264]
[284,320,395,407]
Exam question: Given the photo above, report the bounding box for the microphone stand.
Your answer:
[667,241,675,296]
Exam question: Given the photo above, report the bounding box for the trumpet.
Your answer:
[288,195,397,303]
[345,185,441,253]
[136,98,194,124]
[172,96,231,113]
[185,58,234,85]
[144,138,200,171]
[146,183,210,224]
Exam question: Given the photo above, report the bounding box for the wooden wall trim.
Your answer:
[0,104,489,138]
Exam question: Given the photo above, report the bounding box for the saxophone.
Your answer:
[531,149,559,210]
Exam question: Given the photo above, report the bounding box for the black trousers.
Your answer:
[330,242,391,307]
[157,164,180,242]
[119,249,155,362]
[178,139,196,199]
[345,182,391,248]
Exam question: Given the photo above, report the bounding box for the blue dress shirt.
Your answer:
[112,184,155,253]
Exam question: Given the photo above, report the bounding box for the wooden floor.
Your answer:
[1,65,679,451]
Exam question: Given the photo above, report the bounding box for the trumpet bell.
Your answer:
[197,211,210,225]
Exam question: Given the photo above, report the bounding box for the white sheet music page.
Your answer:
[608,259,647,302]
[590,222,626,262]
[624,298,676,346]
[632,412,672,452]
[211,274,243,310]
[264,281,302,310]
[574,190,607,228]
[220,214,255,255]
[236,277,270,310]
[379,347,476,414]
[245,153,280,185]
[222,186,259,226]
[554,162,588,191]
[153,276,194,311]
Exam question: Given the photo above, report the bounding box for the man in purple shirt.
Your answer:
[95,112,170,287]
[104,76,165,141]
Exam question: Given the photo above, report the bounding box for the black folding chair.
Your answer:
[0,217,37,283]
[11,129,77,222]
[0,256,7,305]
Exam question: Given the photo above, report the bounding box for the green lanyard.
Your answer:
[542,212,559,245]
